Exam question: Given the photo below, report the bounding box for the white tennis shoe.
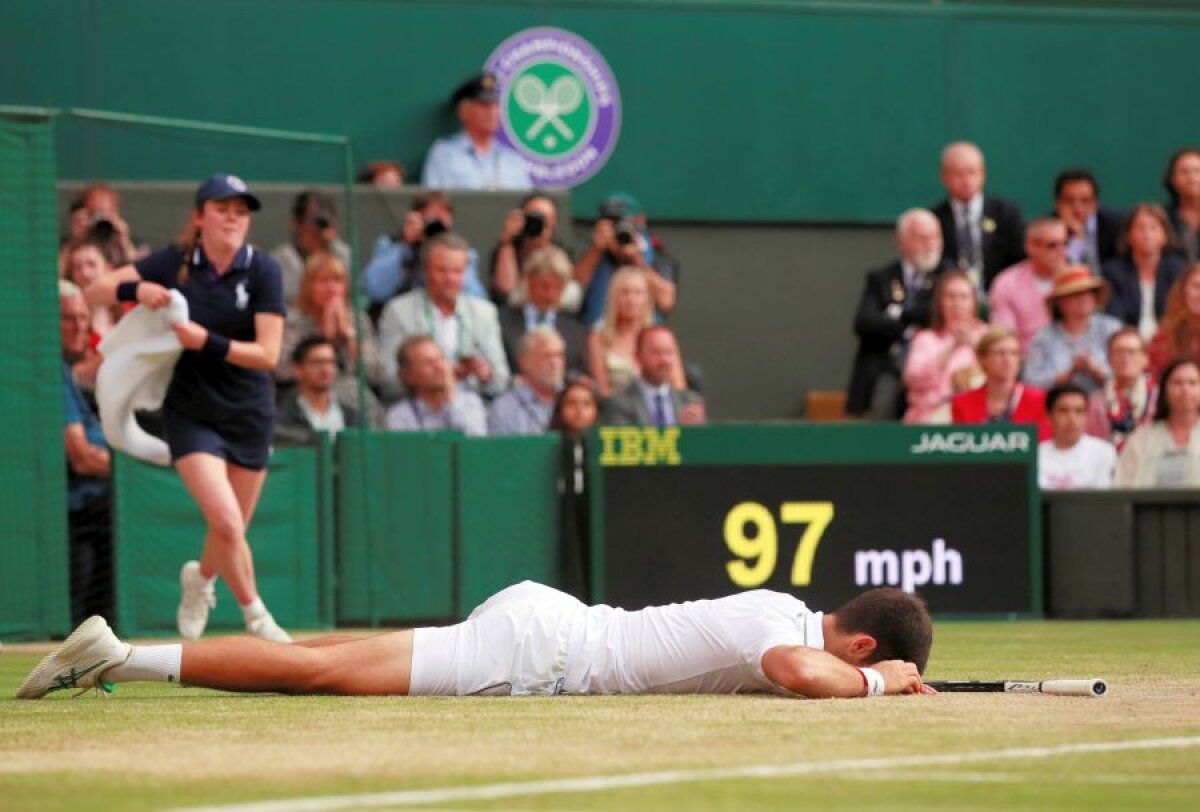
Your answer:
[246,613,293,644]
[16,616,130,699]
[177,560,216,640]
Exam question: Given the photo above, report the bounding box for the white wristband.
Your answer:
[859,667,886,697]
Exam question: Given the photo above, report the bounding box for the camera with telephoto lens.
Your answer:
[522,210,546,239]
[613,218,638,247]
[88,211,116,241]
[423,217,448,239]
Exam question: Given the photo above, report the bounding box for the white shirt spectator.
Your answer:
[1038,435,1117,489]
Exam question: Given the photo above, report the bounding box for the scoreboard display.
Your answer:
[588,424,1040,616]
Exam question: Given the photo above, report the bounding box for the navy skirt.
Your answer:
[162,409,272,471]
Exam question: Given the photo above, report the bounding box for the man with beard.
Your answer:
[846,209,947,419]
[487,327,566,435]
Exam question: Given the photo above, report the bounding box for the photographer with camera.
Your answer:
[575,193,678,327]
[490,191,580,311]
[362,190,487,313]
[58,183,145,275]
[270,190,352,307]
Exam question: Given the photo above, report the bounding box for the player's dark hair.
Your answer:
[1045,381,1089,413]
[833,588,933,674]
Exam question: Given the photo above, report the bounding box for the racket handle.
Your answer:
[1040,678,1107,698]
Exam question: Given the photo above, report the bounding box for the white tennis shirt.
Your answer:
[562,590,824,696]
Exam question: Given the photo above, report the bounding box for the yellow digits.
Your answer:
[724,501,835,588]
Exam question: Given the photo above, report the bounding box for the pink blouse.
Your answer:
[902,322,987,423]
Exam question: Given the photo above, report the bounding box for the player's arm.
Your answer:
[761,645,925,698]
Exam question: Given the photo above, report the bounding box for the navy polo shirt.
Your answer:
[135,244,285,423]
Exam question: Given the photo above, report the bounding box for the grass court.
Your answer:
[2,619,1199,811]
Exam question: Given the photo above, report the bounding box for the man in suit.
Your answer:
[1053,167,1124,273]
[931,141,1025,294]
[497,246,588,375]
[602,326,705,426]
[377,232,510,402]
[275,335,364,444]
[846,209,946,419]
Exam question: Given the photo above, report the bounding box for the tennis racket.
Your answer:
[925,678,1107,698]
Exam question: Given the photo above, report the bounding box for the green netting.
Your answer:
[0,115,70,641]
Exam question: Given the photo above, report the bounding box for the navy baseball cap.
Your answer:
[452,72,500,105]
[195,174,262,211]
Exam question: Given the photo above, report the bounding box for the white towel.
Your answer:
[96,291,189,466]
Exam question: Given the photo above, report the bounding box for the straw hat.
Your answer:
[1046,264,1109,308]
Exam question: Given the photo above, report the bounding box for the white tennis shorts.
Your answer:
[409,581,587,696]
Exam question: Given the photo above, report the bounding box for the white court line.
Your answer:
[852,770,1200,785]
[168,735,1200,812]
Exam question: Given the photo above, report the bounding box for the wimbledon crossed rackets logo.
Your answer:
[513,72,585,148]
[487,27,621,187]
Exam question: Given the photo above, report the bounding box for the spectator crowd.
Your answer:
[52,67,1200,630]
[57,76,1200,623]
[848,141,1200,490]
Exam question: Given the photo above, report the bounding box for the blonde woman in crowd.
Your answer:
[588,267,683,396]
[276,251,384,426]
[902,270,986,424]
[950,325,1049,439]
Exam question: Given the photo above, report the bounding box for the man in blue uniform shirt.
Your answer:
[421,73,533,191]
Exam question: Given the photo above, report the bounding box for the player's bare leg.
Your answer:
[16,616,414,699]
[178,630,414,694]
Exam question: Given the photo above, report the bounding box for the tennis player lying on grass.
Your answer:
[18,581,934,700]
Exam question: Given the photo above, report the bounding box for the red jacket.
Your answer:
[951,384,1051,441]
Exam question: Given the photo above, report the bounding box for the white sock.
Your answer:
[105,644,183,684]
[240,596,267,625]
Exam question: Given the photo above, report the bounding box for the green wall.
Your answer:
[4,1,1199,220]
[0,117,69,641]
